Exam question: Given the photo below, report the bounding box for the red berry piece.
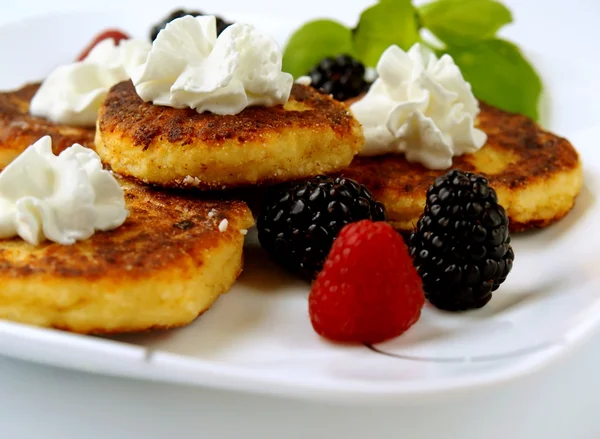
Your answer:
[309,220,425,344]
[76,29,130,61]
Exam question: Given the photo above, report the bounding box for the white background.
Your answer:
[1,1,600,438]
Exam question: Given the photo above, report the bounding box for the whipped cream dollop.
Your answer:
[350,43,487,169]
[131,15,293,115]
[30,38,151,126]
[0,136,128,246]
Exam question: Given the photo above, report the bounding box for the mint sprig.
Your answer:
[353,0,420,67]
[282,20,356,80]
[445,39,542,120]
[282,0,543,121]
[419,0,513,47]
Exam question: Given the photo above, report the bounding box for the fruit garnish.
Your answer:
[307,54,371,101]
[282,0,542,120]
[409,170,514,311]
[149,9,232,42]
[309,220,425,344]
[76,29,130,61]
[283,20,356,86]
[257,176,386,280]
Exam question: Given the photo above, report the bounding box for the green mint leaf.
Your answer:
[282,20,355,78]
[353,0,420,67]
[419,0,513,47]
[445,39,542,120]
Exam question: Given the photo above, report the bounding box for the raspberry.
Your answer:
[309,220,425,344]
[76,29,130,61]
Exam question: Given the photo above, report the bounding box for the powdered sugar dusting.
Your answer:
[182,175,202,186]
[218,219,229,232]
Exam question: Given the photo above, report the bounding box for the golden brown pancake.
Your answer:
[0,177,254,334]
[341,102,583,232]
[95,81,363,190]
[0,83,95,168]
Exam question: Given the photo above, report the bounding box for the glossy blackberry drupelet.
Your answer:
[307,54,371,102]
[409,170,514,311]
[150,9,232,41]
[257,176,386,280]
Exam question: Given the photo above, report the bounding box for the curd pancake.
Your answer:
[95,81,363,190]
[341,102,583,233]
[0,177,254,334]
[0,83,95,169]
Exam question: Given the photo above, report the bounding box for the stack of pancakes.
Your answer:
[0,74,583,334]
[0,81,362,333]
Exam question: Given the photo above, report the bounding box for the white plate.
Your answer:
[0,6,599,405]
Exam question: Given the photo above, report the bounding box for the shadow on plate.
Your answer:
[237,244,308,293]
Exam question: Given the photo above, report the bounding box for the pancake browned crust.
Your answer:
[341,102,583,233]
[95,81,363,189]
[0,83,95,169]
[0,177,254,334]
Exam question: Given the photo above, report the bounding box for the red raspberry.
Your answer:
[309,220,425,344]
[76,29,130,61]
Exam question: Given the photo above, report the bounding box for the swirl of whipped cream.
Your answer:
[130,15,293,115]
[350,43,487,169]
[0,136,129,246]
[29,38,151,127]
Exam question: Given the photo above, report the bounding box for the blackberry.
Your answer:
[150,9,232,42]
[257,176,386,279]
[307,54,371,102]
[409,170,514,311]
